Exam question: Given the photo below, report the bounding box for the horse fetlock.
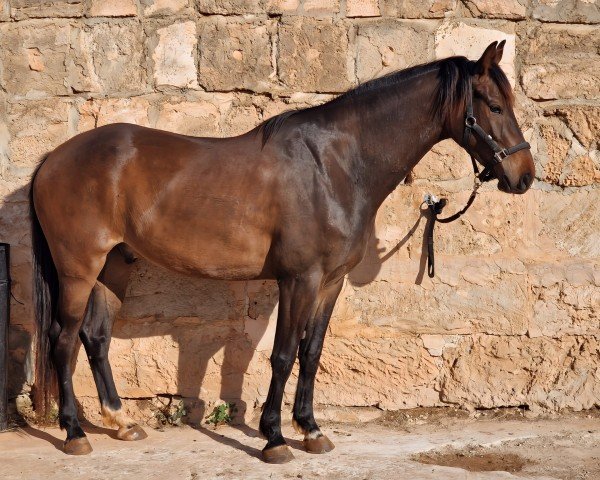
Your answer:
[101,404,136,429]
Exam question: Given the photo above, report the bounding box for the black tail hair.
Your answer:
[30,155,59,419]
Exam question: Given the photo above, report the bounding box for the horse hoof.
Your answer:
[303,434,335,454]
[64,437,93,455]
[262,445,294,464]
[117,424,148,441]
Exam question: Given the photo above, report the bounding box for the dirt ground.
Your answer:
[2,408,599,480]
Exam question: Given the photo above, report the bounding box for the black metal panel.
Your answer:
[0,242,9,431]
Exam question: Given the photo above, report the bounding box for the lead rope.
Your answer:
[424,170,482,278]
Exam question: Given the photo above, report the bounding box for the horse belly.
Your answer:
[125,196,274,280]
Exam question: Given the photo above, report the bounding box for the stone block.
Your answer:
[8,98,71,166]
[69,20,146,94]
[534,189,600,259]
[87,0,137,16]
[77,96,153,132]
[317,331,441,409]
[279,17,351,92]
[411,139,473,181]
[528,261,600,337]
[381,0,458,18]
[218,94,262,136]
[304,0,339,14]
[521,24,600,100]
[151,21,198,89]
[536,116,600,187]
[435,21,516,86]
[154,93,222,137]
[198,17,275,92]
[355,20,436,83]
[532,0,600,24]
[440,335,600,411]
[141,0,189,16]
[10,0,83,20]
[7,325,32,398]
[345,256,530,336]
[346,0,380,17]
[549,105,600,150]
[0,21,73,98]
[0,0,9,21]
[196,0,292,14]
[463,0,526,19]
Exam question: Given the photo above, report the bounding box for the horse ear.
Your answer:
[475,41,498,75]
[495,39,506,64]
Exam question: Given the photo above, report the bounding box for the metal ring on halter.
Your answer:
[465,115,477,128]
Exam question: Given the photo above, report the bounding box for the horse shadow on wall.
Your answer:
[1,180,431,449]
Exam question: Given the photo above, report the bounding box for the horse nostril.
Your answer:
[518,173,532,192]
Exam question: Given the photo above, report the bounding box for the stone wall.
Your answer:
[1,0,598,423]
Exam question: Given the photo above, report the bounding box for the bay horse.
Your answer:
[30,41,534,463]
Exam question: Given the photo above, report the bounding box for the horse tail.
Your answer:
[30,155,59,420]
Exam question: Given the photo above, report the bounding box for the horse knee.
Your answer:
[270,353,295,375]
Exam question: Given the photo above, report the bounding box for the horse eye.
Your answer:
[490,105,502,114]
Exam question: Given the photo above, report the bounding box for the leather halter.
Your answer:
[424,80,531,278]
[462,78,531,182]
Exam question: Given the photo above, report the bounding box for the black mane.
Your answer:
[258,56,513,145]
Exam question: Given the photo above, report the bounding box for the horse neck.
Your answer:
[341,70,446,211]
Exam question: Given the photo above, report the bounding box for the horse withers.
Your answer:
[30,41,534,463]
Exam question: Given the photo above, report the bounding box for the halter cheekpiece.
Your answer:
[461,78,531,182]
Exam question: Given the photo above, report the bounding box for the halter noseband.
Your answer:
[462,79,531,182]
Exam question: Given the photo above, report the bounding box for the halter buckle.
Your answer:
[493,148,509,164]
[465,115,477,128]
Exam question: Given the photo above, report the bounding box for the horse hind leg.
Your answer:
[52,273,99,455]
[79,246,147,441]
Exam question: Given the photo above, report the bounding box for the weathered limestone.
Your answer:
[435,21,516,85]
[346,0,380,17]
[440,335,600,411]
[0,0,9,21]
[198,17,275,92]
[196,0,295,14]
[521,24,600,100]
[77,96,153,131]
[303,0,339,15]
[381,0,458,18]
[10,0,83,20]
[463,0,526,19]
[356,20,437,83]
[532,0,600,24]
[70,20,147,94]
[150,21,198,89]
[8,98,72,166]
[141,0,189,16]
[278,17,351,92]
[0,21,73,98]
[154,95,221,136]
[87,0,137,17]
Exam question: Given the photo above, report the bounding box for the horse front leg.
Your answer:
[259,273,321,464]
[292,278,343,454]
